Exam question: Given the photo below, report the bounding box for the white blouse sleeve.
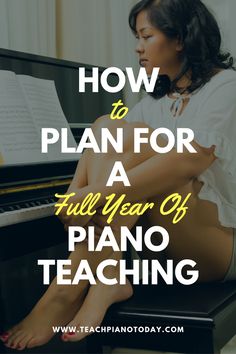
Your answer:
[193,77,236,177]
[192,75,236,228]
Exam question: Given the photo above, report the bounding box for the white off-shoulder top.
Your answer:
[124,69,236,228]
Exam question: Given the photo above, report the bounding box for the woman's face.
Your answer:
[135,10,182,77]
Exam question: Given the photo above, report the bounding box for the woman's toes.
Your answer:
[61,318,82,342]
[62,331,82,342]
[4,336,16,349]
[13,333,29,351]
[6,330,24,348]
[0,332,9,342]
[18,334,33,351]
[61,331,77,342]
[15,340,26,351]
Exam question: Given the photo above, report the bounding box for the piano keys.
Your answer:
[0,161,78,261]
[0,160,78,229]
[0,179,72,228]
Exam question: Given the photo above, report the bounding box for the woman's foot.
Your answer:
[0,280,88,351]
[62,271,133,342]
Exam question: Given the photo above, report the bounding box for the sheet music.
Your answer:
[0,71,42,164]
[0,70,77,166]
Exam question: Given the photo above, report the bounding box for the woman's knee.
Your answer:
[92,116,156,158]
[123,122,155,156]
[92,115,126,132]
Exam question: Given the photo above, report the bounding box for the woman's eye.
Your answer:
[135,35,152,40]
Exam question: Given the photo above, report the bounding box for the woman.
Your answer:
[1,0,236,350]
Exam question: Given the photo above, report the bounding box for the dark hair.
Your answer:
[129,0,235,98]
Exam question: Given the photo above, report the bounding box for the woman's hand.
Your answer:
[85,208,110,241]
[85,206,142,243]
[56,183,105,231]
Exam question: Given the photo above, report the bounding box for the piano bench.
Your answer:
[86,281,236,354]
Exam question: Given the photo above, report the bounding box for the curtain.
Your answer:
[0,0,56,57]
[56,0,139,107]
[204,0,236,57]
[56,0,137,68]
[0,0,235,106]
[56,0,236,107]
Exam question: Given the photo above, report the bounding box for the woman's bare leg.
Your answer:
[63,117,167,342]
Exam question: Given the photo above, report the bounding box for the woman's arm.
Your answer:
[95,141,216,204]
[58,141,215,228]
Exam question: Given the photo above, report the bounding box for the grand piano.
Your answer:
[0,49,123,349]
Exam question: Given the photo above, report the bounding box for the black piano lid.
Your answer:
[0,160,78,189]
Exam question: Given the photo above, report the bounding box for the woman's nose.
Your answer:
[136,42,144,55]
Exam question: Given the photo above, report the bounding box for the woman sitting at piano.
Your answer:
[2,0,236,350]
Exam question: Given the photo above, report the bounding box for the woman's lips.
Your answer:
[139,59,148,66]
